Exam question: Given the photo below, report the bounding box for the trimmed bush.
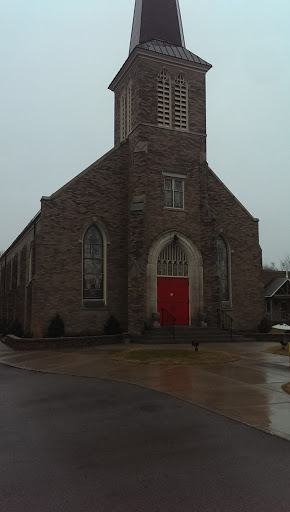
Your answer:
[258,317,271,333]
[47,314,65,338]
[104,315,121,335]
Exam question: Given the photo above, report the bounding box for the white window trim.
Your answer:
[163,172,187,179]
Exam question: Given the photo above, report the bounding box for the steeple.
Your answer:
[130,0,185,54]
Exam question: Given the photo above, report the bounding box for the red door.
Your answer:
[157,277,189,325]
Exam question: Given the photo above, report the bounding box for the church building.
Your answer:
[0,0,264,337]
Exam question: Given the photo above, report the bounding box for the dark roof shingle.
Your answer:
[138,39,212,67]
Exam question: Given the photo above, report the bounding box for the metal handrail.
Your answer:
[161,308,176,342]
[217,309,233,341]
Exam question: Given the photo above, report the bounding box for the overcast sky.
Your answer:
[0,0,289,265]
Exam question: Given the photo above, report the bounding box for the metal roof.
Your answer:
[130,0,185,54]
[137,39,212,67]
[265,278,290,298]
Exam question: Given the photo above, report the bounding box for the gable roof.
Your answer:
[265,278,290,298]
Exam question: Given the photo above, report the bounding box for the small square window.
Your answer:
[164,177,184,209]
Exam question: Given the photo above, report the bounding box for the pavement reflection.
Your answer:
[1,341,290,441]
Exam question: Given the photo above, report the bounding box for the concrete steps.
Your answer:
[134,326,233,344]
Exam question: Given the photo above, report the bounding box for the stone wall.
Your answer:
[31,144,129,338]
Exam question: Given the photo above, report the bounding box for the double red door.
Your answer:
[157,277,189,325]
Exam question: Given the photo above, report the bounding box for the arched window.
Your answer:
[83,225,104,300]
[127,81,132,134]
[28,242,35,283]
[157,70,172,128]
[120,90,127,142]
[174,74,188,131]
[120,81,133,142]
[157,243,188,277]
[216,236,230,302]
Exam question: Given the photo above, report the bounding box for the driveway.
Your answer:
[1,341,290,440]
[1,364,290,512]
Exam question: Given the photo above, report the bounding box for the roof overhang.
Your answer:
[109,45,212,92]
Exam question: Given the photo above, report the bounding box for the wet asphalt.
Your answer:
[1,364,290,512]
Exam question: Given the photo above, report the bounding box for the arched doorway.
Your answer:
[157,242,189,324]
[147,231,203,326]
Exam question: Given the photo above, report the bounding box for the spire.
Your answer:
[130,0,185,54]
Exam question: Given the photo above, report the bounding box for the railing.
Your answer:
[217,309,233,341]
[281,312,290,323]
[161,308,176,342]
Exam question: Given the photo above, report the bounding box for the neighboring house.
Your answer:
[0,0,264,337]
[264,270,290,324]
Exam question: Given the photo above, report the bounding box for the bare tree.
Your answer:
[263,261,278,271]
[280,255,290,271]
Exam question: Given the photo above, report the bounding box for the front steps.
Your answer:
[132,326,256,344]
[134,326,230,344]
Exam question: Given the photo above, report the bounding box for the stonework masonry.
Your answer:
[0,5,264,337]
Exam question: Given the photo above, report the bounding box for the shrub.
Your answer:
[104,315,121,335]
[47,313,65,338]
[258,317,271,333]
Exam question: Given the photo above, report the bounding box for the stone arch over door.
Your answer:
[147,231,203,325]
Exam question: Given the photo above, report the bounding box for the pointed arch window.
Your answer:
[216,236,230,303]
[157,70,172,128]
[83,225,104,300]
[127,81,132,134]
[120,90,127,142]
[174,74,188,131]
[157,243,188,278]
[120,81,133,142]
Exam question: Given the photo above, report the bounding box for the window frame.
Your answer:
[157,70,172,129]
[82,224,106,303]
[174,74,189,131]
[163,173,186,210]
[216,235,232,307]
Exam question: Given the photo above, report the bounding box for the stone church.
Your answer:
[0,0,264,337]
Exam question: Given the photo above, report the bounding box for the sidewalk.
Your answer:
[1,341,290,441]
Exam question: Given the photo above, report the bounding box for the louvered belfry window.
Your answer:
[157,70,172,127]
[120,91,127,142]
[157,243,188,278]
[120,82,132,141]
[127,81,132,134]
[174,74,188,131]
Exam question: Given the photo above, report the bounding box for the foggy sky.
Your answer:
[0,0,289,265]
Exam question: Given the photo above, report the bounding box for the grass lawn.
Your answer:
[264,345,290,356]
[112,348,240,365]
[282,383,290,394]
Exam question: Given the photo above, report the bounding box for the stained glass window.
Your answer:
[216,236,230,302]
[83,225,104,300]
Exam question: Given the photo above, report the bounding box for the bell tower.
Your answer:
[108,0,213,334]
[109,0,212,148]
